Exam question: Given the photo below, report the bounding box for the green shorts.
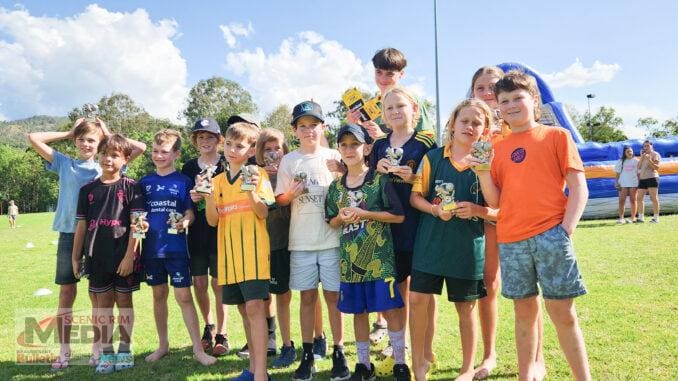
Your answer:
[222,280,270,305]
[189,252,217,278]
[410,269,486,302]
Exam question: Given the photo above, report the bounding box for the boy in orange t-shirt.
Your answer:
[475,71,591,381]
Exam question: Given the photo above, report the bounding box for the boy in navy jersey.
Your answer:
[139,130,216,366]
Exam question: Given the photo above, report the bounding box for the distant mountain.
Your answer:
[0,115,69,148]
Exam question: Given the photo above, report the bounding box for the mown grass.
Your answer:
[1,213,676,380]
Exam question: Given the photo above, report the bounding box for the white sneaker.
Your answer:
[616,218,625,224]
[650,216,659,223]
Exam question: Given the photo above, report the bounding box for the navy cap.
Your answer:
[291,101,324,126]
[337,124,373,144]
[192,118,221,135]
[227,113,260,128]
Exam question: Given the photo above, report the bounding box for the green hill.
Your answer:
[0,115,69,148]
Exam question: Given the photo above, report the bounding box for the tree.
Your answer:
[0,144,59,213]
[262,104,297,150]
[638,116,678,138]
[183,77,257,131]
[575,106,627,143]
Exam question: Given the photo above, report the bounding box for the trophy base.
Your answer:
[167,228,178,235]
[133,232,146,240]
[240,184,255,191]
[475,163,490,171]
[442,202,457,211]
[195,186,213,194]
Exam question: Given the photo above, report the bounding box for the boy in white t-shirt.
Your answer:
[276,101,349,381]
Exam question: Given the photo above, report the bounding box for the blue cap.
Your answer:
[291,101,324,126]
[192,118,221,135]
[337,124,372,144]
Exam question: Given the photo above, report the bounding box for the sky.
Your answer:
[1,0,676,139]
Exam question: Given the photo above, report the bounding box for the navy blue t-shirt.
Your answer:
[139,171,194,259]
[368,131,437,252]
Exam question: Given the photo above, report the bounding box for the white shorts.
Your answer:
[289,248,340,292]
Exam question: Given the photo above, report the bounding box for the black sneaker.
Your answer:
[349,363,375,381]
[330,349,350,381]
[292,351,315,381]
[393,363,412,381]
[236,343,249,359]
[201,324,215,352]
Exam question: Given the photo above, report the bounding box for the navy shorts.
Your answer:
[337,279,404,314]
[143,257,192,288]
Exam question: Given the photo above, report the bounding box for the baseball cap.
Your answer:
[227,113,260,128]
[192,118,221,135]
[291,101,324,126]
[337,124,373,144]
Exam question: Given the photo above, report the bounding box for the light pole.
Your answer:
[587,93,596,141]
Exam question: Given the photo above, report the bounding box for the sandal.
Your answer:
[50,353,70,372]
[368,322,388,344]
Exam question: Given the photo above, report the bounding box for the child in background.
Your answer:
[205,122,275,381]
[614,146,639,223]
[28,118,145,371]
[348,47,435,141]
[140,129,217,366]
[636,140,661,223]
[276,101,349,381]
[71,134,144,374]
[476,70,590,381]
[256,129,298,368]
[409,99,492,381]
[182,118,230,356]
[326,124,409,380]
[8,200,18,228]
[368,86,437,375]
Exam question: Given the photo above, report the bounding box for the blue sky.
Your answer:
[1,0,676,138]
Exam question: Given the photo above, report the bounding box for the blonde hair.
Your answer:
[469,66,505,97]
[255,128,289,166]
[226,122,260,147]
[73,120,105,142]
[443,99,494,145]
[381,86,421,130]
[154,129,182,152]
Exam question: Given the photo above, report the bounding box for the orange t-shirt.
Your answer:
[490,125,584,243]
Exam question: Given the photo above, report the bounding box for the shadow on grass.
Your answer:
[578,222,615,228]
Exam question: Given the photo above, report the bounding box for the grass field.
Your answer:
[1,212,677,380]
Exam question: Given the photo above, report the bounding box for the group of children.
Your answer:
[614,141,662,224]
[29,47,592,381]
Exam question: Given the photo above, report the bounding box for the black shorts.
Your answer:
[88,269,141,294]
[394,251,413,284]
[410,269,486,302]
[638,177,659,189]
[269,248,291,295]
[188,236,218,277]
[222,280,270,305]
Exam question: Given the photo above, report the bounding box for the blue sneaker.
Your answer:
[114,352,134,371]
[312,335,327,360]
[94,353,115,374]
[232,368,254,381]
[272,341,297,368]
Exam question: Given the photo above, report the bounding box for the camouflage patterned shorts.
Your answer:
[498,224,586,300]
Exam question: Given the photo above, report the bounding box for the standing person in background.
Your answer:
[614,146,639,224]
[8,200,18,228]
[636,140,661,223]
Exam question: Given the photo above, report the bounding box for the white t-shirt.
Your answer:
[276,147,341,251]
[614,157,639,188]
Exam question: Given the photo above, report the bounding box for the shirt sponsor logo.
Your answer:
[511,147,526,163]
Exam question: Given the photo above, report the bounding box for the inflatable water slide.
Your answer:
[497,63,678,219]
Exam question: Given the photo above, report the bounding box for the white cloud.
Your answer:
[0,4,188,122]
[225,31,375,119]
[219,22,254,48]
[609,102,671,139]
[542,59,621,89]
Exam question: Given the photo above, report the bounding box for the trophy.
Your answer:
[83,103,98,122]
[294,171,309,194]
[435,183,457,211]
[385,147,404,172]
[132,211,147,240]
[471,141,492,171]
[346,190,365,208]
[167,211,183,234]
[195,165,217,194]
[264,151,281,167]
[78,256,89,279]
[240,165,259,191]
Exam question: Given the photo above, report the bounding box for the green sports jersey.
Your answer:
[325,170,403,283]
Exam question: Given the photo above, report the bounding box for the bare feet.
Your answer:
[194,351,217,366]
[413,361,431,381]
[145,347,169,362]
[455,370,476,381]
[473,356,497,380]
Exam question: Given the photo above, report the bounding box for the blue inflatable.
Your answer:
[496,63,678,218]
